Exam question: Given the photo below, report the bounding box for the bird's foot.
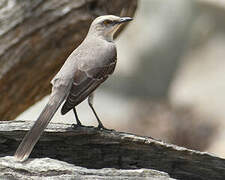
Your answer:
[97,124,115,131]
[71,123,95,129]
[71,123,85,129]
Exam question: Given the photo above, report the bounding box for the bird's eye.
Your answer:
[103,20,113,25]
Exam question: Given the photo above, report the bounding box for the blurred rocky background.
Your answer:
[16,0,225,157]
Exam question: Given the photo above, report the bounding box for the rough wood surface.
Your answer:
[0,157,174,180]
[0,0,137,120]
[0,121,225,180]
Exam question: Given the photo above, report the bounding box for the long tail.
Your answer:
[14,92,65,162]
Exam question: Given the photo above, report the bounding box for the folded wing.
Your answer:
[61,56,116,115]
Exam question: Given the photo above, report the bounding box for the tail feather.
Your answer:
[14,94,64,162]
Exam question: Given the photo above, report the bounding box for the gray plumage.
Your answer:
[14,15,132,162]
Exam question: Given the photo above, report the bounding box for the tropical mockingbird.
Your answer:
[14,15,132,162]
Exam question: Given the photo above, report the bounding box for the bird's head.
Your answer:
[87,15,133,42]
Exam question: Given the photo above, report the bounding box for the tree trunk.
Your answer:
[0,0,137,120]
[1,121,225,180]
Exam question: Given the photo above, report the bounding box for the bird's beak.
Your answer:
[118,17,133,24]
[111,17,133,36]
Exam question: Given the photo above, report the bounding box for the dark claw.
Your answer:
[97,124,115,131]
[71,123,96,129]
[71,123,85,129]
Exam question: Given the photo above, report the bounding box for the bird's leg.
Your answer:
[72,107,83,127]
[88,93,110,130]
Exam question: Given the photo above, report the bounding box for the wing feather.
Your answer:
[61,60,116,115]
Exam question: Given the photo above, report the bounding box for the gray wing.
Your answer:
[61,49,117,115]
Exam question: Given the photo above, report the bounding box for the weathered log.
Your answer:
[0,0,137,120]
[0,157,174,180]
[0,121,225,180]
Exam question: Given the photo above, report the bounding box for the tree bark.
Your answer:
[0,157,174,180]
[1,121,225,180]
[0,0,137,120]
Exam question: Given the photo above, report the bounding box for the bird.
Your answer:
[14,15,133,162]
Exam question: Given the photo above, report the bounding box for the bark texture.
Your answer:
[0,121,225,180]
[0,0,137,120]
[0,156,174,180]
